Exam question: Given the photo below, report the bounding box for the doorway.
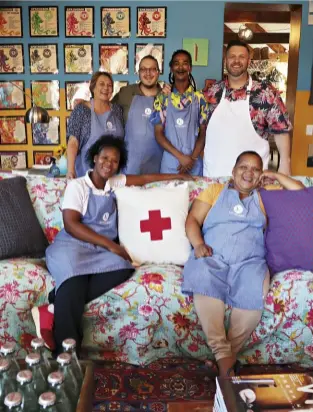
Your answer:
[224,3,302,170]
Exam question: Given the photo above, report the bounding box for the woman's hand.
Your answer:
[110,244,132,262]
[176,173,194,181]
[194,244,213,259]
[259,170,277,186]
[66,170,76,180]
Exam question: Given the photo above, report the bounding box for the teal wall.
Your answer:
[1,0,312,91]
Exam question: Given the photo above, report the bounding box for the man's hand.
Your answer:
[110,244,132,262]
[178,154,194,172]
[194,244,213,259]
[161,83,171,96]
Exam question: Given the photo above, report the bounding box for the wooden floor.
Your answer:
[168,400,213,412]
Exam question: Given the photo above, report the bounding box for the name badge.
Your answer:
[233,204,244,215]
[176,118,184,126]
[107,121,113,129]
[102,212,109,222]
[144,108,152,116]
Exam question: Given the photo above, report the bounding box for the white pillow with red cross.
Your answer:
[115,182,191,265]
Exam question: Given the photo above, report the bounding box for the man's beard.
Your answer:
[141,81,157,89]
[226,63,248,78]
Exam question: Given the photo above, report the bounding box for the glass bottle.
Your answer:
[25,354,46,397]
[47,372,73,412]
[4,392,23,411]
[38,392,57,411]
[16,370,38,412]
[0,359,16,410]
[0,344,20,380]
[31,339,51,378]
[56,354,79,408]
[62,339,83,386]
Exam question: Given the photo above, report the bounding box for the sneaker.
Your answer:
[31,304,55,351]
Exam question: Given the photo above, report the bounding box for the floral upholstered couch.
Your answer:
[1,171,313,368]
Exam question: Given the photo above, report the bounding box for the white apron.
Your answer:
[203,77,270,177]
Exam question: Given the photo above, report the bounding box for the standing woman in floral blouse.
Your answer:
[66,71,124,179]
[203,40,292,178]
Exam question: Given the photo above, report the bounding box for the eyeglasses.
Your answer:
[139,68,159,74]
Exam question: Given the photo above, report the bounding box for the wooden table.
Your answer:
[76,360,95,412]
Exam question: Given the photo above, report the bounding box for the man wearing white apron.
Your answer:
[203,40,292,178]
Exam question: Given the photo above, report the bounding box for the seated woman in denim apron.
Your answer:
[66,71,124,179]
[32,136,191,355]
[182,151,304,377]
[150,50,208,176]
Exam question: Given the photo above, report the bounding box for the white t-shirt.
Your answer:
[62,171,126,216]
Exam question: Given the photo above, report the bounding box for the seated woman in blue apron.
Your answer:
[66,71,124,179]
[150,50,208,176]
[32,135,191,356]
[182,151,304,377]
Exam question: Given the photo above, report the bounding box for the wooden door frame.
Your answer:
[224,3,302,135]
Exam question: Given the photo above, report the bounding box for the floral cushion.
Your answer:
[0,172,313,367]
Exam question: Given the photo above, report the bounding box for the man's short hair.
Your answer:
[226,40,250,55]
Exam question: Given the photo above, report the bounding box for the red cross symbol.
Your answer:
[140,210,172,241]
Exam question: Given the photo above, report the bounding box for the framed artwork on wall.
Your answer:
[183,38,209,66]
[135,43,164,74]
[65,7,94,37]
[0,116,26,144]
[31,80,60,110]
[0,44,24,73]
[136,7,167,38]
[29,44,58,74]
[29,7,58,37]
[64,44,93,74]
[32,117,60,146]
[65,81,90,110]
[0,7,22,38]
[99,44,128,74]
[33,151,53,165]
[0,151,27,170]
[0,81,26,110]
[101,7,130,38]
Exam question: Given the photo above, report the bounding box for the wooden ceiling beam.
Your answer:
[224,32,289,44]
[223,24,254,55]
[225,3,291,13]
[245,23,287,54]
[224,11,290,24]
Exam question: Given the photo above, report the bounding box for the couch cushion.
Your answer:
[115,182,191,265]
[0,177,49,259]
[260,187,313,273]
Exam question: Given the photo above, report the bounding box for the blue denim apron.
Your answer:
[122,95,163,174]
[182,184,267,310]
[160,93,203,176]
[46,187,133,291]
[75,100,124,177]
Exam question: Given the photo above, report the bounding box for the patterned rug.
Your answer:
[92,358,312,411]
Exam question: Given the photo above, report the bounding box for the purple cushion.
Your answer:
[260,187,313,273]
